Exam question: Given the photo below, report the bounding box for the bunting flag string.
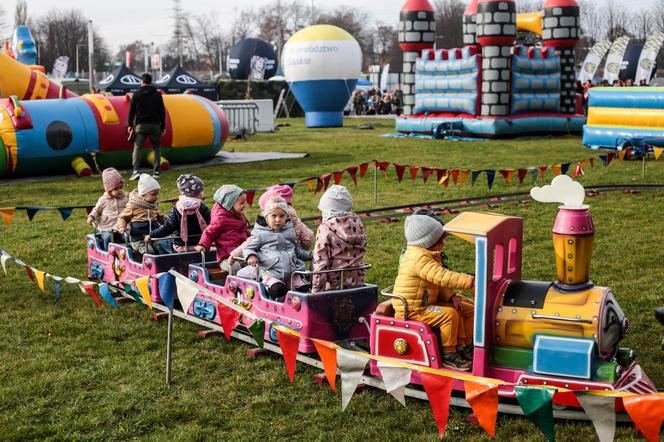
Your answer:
[337,348,369,411]
[575,393,616,442]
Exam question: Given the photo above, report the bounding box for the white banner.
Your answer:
[635,31,664,85]
[380,64,390,92]
[603,37,629,84]
[51,56,69,80]
[578,40,611,83]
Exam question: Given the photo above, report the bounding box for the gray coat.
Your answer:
[243,222,313,280]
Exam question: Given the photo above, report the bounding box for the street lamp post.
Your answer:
[76,43,85,79]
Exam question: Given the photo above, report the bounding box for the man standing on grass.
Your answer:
[127,73,166,180]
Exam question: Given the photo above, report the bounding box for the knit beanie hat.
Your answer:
[318,185,353,213]
[404,214,445,248]
[213,184,244,211]
[262,196,289,218]
[258,184,294,209]
[102,167,124,192]
[177,174,204,197]
[138,174,161,196]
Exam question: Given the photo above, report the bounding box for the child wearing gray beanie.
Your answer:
[393,214,475,370]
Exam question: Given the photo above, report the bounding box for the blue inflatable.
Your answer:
[11,26,37,66]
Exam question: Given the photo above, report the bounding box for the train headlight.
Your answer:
[394,338,409,355]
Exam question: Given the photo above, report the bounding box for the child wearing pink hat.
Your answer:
[87,168,128,250]
[257,185,313,249]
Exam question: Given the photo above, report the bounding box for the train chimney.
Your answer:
[530,175,593,289]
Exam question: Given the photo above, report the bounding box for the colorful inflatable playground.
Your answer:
[1,1,664,441]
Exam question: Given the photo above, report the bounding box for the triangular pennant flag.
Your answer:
[280,181,296,189]
[321,173,332,190]
[1,208,16,225]
[174,277,198,313]
[1,253,11,275]
[313,340,337,393]
[436,168,447,184]
[359,162,369,178]
[465,381,499,439]
[599,154,608,166]
[623,394,664,442]
[394,164,406,182]
[276,328,300,382]
[539,165,548,183]
[529,167,539,185]
[26,208,39,221]
[58,208,73,221]
[25,266,34,281]
[518,168,528,185]
[499,168,515,185]
[575,393,615,442]
[337,348,369,411]
[573,162,585,178]
[245,190,256,207]
[248,319,265,348]
[618,149,627,161]
[35,270,47,292]
[607,152,615,165]
[409,166,419,180]
[451,169,460,185]
[333,171,344,185]
[551,164,562,177]
[82,283,103,310]
[654,147,663,161]
[515,386,556,442]
[471,170,482,187]
[306,178,316,191]
[346,166,358,185]
[421,372,454,439]
[218,303,240,341]
[98,283,120,308]
[375,161,390,175]
[122,282,146,307]
[158,273,176,309]
[85,206,94,215]
[135,276,153,309]
[377,361,412,407]
[52,276,62,301]
[561,163,571,175]
[64,276,80,284]
[421,167,433,183]
[460,169,470,187]
[438,173,450,188]
[314,177,324,194]
[589,157,595,168]
[486,170,496,190]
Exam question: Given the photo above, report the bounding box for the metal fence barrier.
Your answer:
[217,101,259,136]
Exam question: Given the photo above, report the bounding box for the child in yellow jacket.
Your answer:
[393,214,475,370]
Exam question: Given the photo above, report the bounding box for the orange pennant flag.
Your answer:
[0,208,15,226]
[313,340,337,393]
[459,169,470,187]
[538,166,547,183]
[465,381,498,439]
[499,169,515,185]
[551,164,562,177]
[306,179,316,191]
[588,157,595,168]
[618,149,627,161]
[623,394,664,442]
[654,147,663,161]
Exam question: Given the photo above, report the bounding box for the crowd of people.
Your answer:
[351,86,404,116]
[578,78,651,114]
[86,168,477,370]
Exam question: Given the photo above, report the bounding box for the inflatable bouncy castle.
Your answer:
[396,0,586,138]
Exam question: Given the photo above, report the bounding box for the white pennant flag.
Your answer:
[1,253,11,275]
[64,276,81,284]
[175,277,199,314]
[576,393,616,442]
[377,361,412,407]
[337,349,369,411]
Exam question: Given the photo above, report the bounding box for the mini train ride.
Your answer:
[86,185,657,417]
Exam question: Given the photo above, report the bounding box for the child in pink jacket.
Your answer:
[311,185,368,293]
[86,168,128,250]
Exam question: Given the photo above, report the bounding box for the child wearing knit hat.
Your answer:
[87,168,128,250]
[195,184,251,273]
[258,185,313,249]
[116,174,166,255]
[146,175,211,253]
[236,196,313,300]
[393,214,475,371]
[311,185,368,293]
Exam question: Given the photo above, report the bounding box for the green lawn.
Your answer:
[1,118,663,441]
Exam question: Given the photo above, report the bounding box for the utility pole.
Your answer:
[87,20,94,92]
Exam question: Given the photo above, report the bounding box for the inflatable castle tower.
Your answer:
[396,0,585,138]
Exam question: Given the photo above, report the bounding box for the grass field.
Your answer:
[1,118,663,441]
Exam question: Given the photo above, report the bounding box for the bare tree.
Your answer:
[0,5,8,39]
[14,1,28,27]
[602,0,632,41]
[432,0,465,49]
[515,0,544,13]
[631,9,652,42]
[317,6,372,68]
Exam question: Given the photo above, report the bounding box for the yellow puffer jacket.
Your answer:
[393,246,474,319]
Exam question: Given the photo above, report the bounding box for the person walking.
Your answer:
[127,73,166,180]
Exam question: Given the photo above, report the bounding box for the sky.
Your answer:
[3,0,661,55]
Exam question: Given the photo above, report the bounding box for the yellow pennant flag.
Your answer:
[654,147,663,160]
[35,270,47,292]
[551,164,562,177]
[135,276,153,309]
[438,173,449,187]
[0,208,15,226]
[460,169,470,187]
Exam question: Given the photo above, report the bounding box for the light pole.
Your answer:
[76,43,85,79]
[87,20,94,92]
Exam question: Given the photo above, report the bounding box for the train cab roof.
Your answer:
[444,211,521,244]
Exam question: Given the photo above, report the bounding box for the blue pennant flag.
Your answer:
[26,208,40,221]
[54,279,62,301]
[158,273,176,309]
[58,208,73,221]
[561,163,571,175]
[599,154,608,166]
[99,283,120,308]
[280,182,297,189]
[486,170,496,190]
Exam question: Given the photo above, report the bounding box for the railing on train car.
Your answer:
[380,285,409,320]
[291,264,373,291]
[217,101,259,136]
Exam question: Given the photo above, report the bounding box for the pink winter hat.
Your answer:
[258,185,293,210]
[102,168,124,192]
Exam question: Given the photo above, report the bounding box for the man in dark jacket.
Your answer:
[128,73,166,180]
